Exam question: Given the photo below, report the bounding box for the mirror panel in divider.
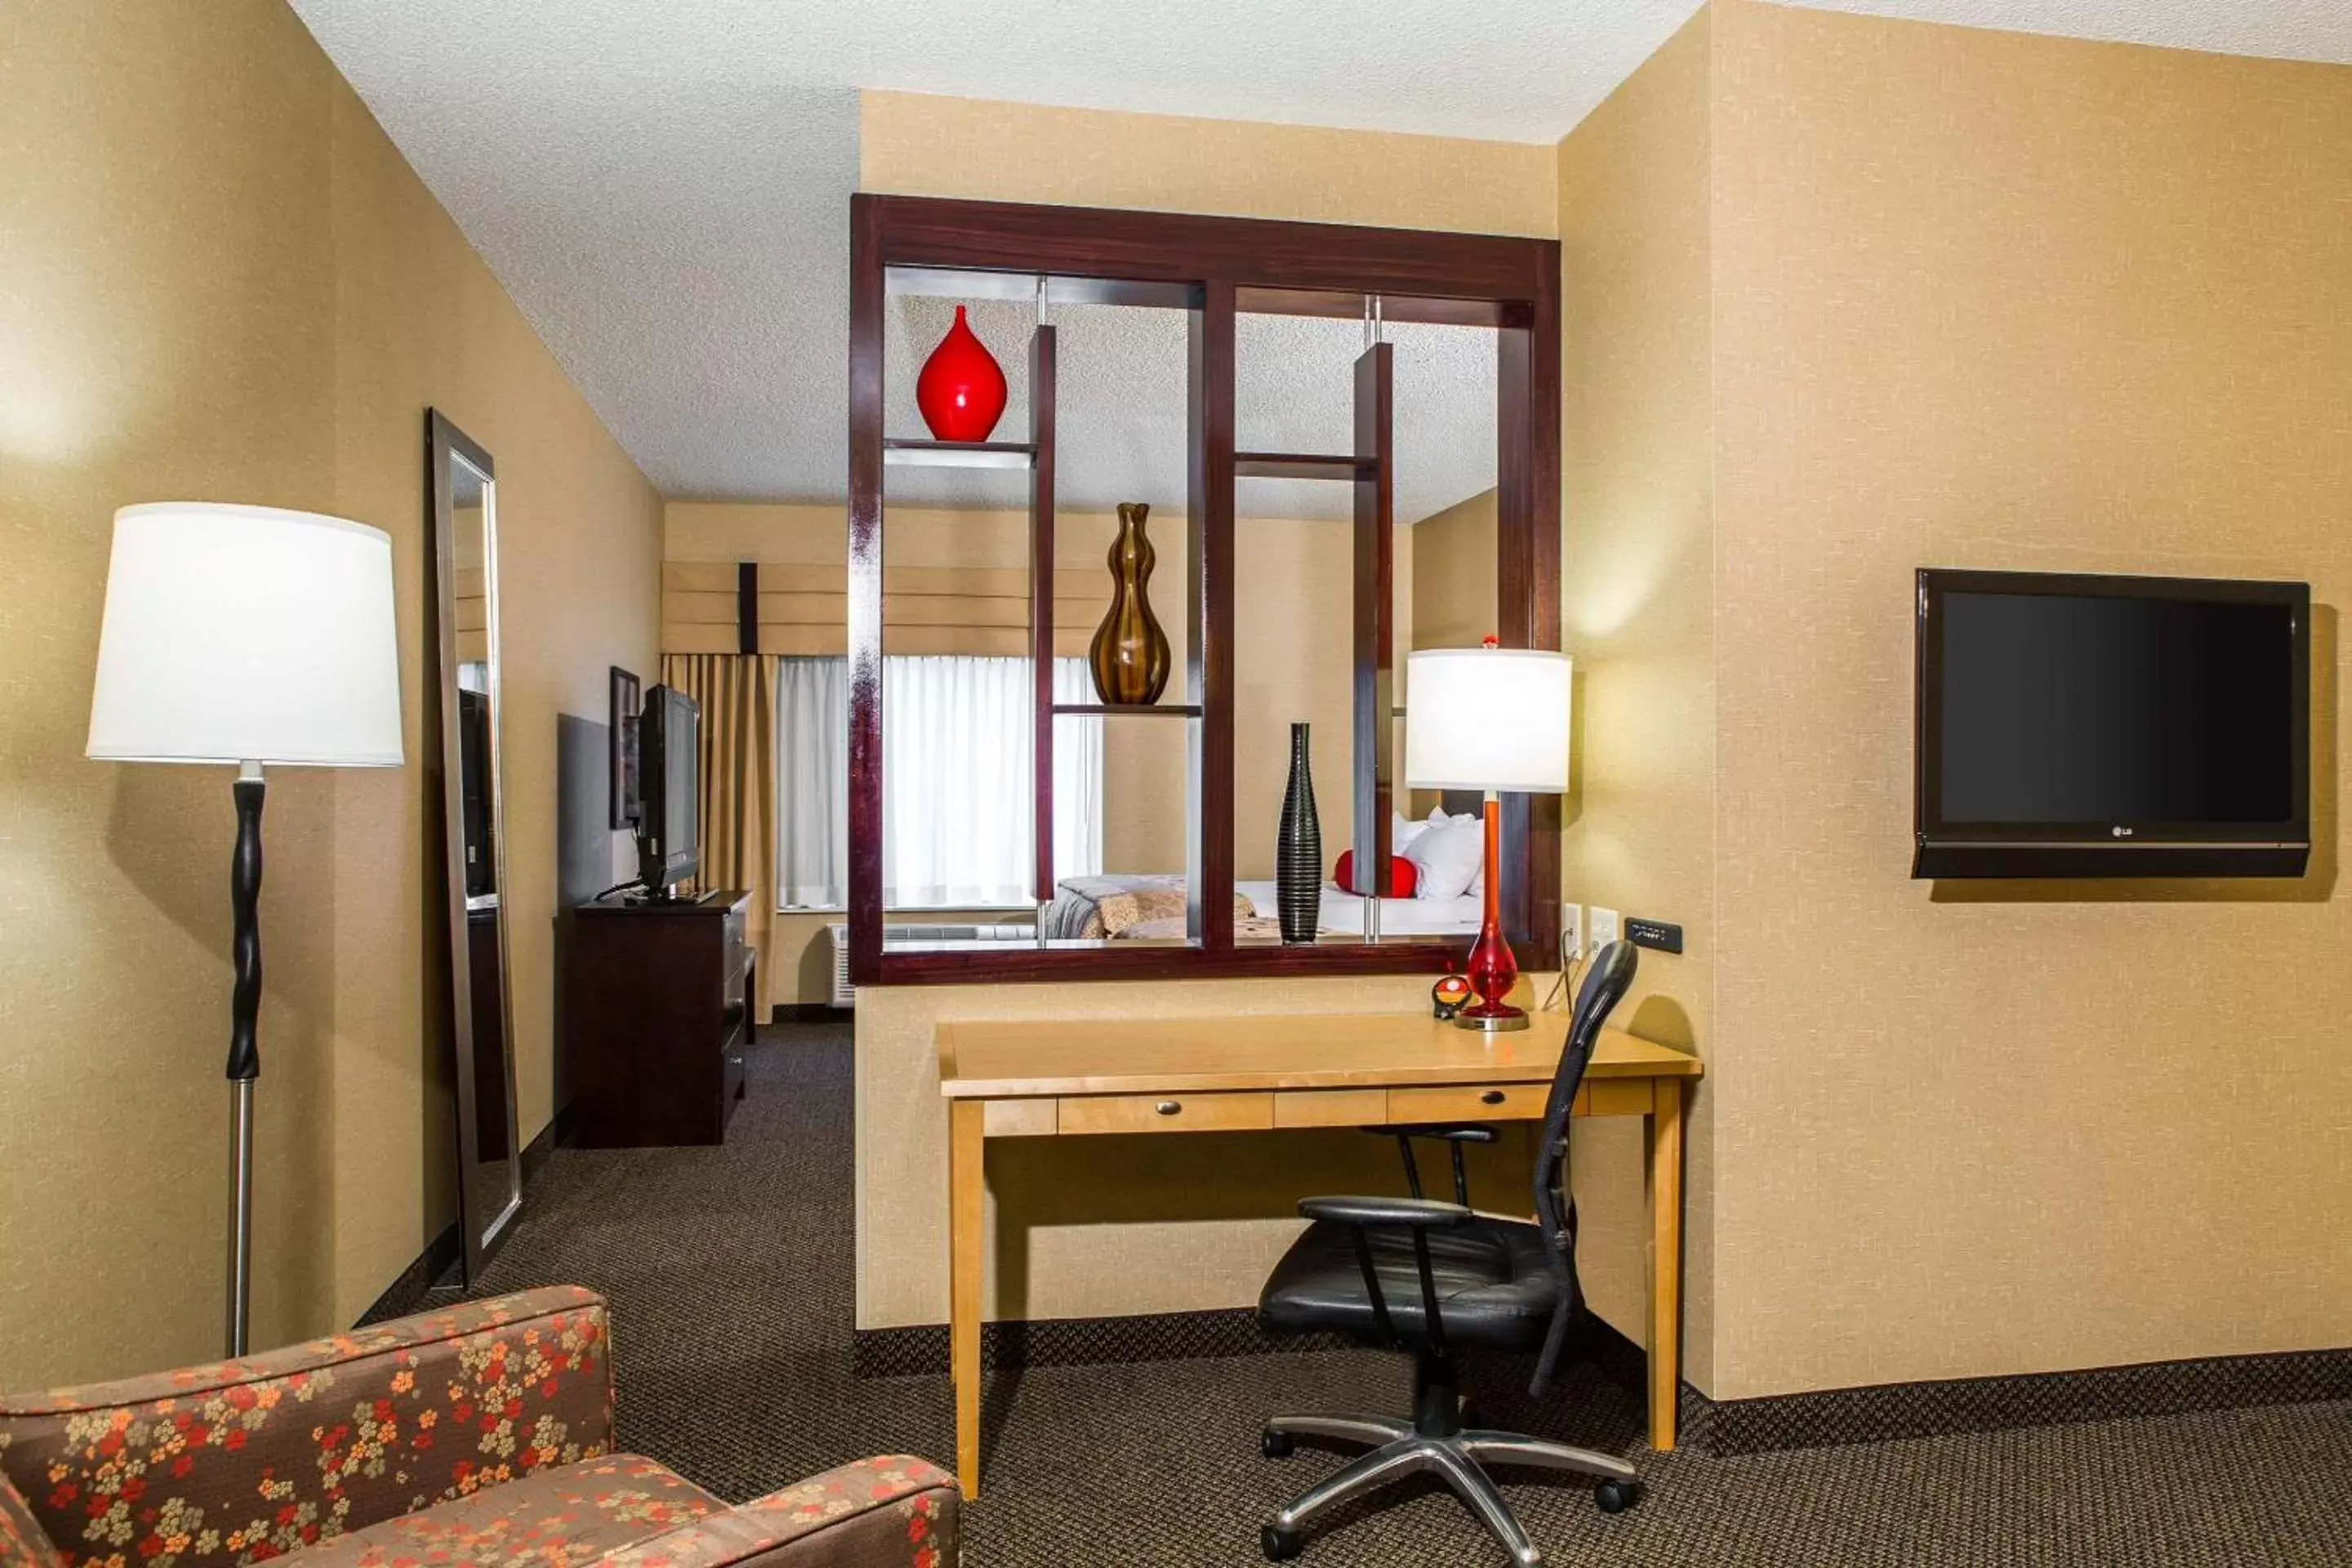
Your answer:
[425,409,524,1280]
[847,195,1559,983]
[878,266,1206,964]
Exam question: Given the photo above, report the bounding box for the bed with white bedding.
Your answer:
[1039,811,1489,942]
[1039,872,1481,942]
[1236,880,1482,937]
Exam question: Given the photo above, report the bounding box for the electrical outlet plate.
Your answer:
[1589,906,1621,952]
[1561,904,1584,964]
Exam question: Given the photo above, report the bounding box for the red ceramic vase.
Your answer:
[915,305,1008,442]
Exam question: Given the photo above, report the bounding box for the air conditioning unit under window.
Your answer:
[825,923,1031,1008]
[827,924,854,1008]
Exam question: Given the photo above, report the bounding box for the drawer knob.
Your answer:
[1155,1100,1182,1116]
[1480,1089,1506,1106]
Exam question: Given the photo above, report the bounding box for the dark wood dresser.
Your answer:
[568,889,752,1147]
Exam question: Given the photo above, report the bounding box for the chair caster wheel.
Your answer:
[1261,1428,1295,1459]
[1261,1522,1303,1560]
[1595,1479,1640,1514]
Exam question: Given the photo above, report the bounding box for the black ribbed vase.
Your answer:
[1276,722,1321,944]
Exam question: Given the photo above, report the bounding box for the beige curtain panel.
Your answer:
[661,653,777,1021]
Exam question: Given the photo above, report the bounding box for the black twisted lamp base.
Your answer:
[225,764,264,1357]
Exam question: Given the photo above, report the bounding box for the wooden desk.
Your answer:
[936,1012,1702,1497]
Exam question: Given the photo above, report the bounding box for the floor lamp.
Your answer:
[1403,642,1572,1032]
[87,503,403,1356]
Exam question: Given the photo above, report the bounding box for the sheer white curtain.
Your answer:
[774,655,1102,910]
[1051,659,1102,885]
[776,657,849,907]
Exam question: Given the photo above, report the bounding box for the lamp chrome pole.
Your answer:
[225,759,265,1357]
[226,1079,254,1356]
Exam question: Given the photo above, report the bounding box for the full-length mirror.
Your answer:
[427,409,523,1279]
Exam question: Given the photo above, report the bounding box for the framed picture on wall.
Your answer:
[609,666,642,828]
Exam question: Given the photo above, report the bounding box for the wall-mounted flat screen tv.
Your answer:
[1914,569,2309,878]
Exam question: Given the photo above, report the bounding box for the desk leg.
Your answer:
[1646,1076,1684,1450]
[949,1099,985,1497]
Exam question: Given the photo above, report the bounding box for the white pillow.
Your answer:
[1453,807,1486,898]
[1391,810,1430,854]
[1403,812,1485,899]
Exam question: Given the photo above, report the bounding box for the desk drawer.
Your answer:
[1387,1083,1548,1122]
[1274,1089,1389,1129]
[1059,1092,1273,1135]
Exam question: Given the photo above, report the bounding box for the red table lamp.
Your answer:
[1403,641,1572,1032]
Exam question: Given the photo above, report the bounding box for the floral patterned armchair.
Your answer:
[0,1288,952,1568]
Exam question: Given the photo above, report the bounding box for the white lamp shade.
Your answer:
[87,503,403,767]
[1403,646,1571,794]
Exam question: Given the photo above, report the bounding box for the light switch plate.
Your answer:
[1589,906,1621,952]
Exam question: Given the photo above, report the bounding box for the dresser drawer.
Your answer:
[1058,1092,1274,1135]
[1386,1082,1548,1122]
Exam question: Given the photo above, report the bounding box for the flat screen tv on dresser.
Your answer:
[1913,569,2310,879]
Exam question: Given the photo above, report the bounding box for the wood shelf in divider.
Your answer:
[884,439,1036,470]
[1235,452,1375,481]
[1050,703,1204,718]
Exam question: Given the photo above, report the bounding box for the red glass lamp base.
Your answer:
[1454,996,1530,1033]
[1451,799,1527,1031]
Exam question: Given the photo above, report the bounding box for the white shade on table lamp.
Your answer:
[87,501,403,1356]
[1404,646,1571,795]
[1404,644,1571,1031]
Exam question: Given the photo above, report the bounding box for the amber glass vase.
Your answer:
[1088,502,1171,706]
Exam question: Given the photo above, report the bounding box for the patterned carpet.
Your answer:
[444,1026,2352,1566]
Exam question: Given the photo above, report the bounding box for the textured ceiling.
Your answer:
[286,0,2350,511]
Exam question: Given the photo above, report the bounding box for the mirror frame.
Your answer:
[425,408,524,1280]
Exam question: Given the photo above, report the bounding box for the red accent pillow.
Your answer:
[1333,852,1418,898]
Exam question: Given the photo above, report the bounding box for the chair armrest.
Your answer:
[1298,1195,1471,1227]
[603,1457,956,1568]
[1359,1123,1497,1143]
[0,1287,614,1561]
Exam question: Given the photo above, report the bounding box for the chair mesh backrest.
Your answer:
[1530,941,1639,1261]
[1520,939,1638,1395]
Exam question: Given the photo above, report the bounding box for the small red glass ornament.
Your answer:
[915,305,1008,442]
[1432,973,1473,1020]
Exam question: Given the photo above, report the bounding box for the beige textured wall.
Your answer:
[1704,1,2352,1400]
[1403,486,1501,817]
[861,91,1557,238]
[0,1,341,1386]
[1408,488,1500,653]
[0,0,659,1383]
[326,62,662,1327]
[1558,1,2352,1400]
[851,95,1561,1331]
[668,501,1371,1001]
[1556,7,1720,1382]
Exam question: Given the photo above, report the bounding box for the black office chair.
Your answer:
[1254,940,1643,1566]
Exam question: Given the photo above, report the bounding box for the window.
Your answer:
[776,655,1102,910]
